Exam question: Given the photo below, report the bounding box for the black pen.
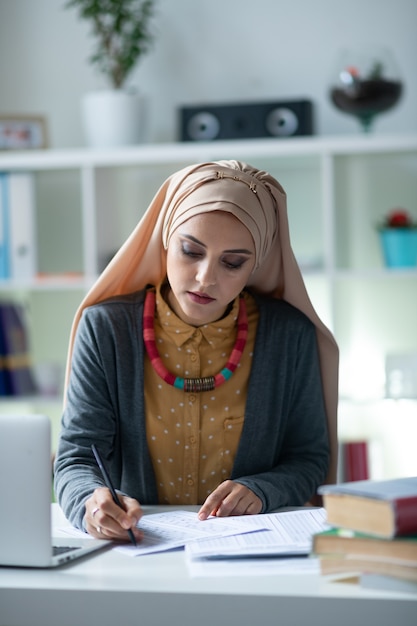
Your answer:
[91,444,137,546]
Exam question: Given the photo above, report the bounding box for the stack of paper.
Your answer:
[62,507,329,576]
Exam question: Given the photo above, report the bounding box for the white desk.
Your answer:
[1,505,416,626]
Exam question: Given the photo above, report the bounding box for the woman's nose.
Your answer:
[196,260,216,286]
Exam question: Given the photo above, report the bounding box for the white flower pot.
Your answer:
[81,90,146,148]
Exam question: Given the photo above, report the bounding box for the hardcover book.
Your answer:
[0,302,37,396]
[360,573,417,594]
[319,554,417,583]
[318,477,417,538]
[313,527,417,563]
[340,441,369,482]
[0,310,7,395]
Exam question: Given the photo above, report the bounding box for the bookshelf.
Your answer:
[1,134,416,474]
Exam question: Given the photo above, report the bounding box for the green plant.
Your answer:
[380,208,417,230]
[66,0,156,89]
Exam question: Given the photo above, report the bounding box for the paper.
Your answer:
[60,509,265,557]
[60,507,328,561]
[187,554,321,577]
[185,508,329,559]
[117,509,265,556]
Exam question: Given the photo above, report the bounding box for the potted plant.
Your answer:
[378,208,417,268]
[66,0,156,147]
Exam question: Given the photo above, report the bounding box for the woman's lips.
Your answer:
[187,291,215,305]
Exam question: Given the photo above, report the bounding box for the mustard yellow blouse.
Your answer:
[145,285,259,505]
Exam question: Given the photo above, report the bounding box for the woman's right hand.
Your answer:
[84,487,144,542]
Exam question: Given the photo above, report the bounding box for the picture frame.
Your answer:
[0,115,48,150]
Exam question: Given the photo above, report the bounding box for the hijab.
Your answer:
[65,160,339,484]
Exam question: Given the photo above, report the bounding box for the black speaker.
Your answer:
[179,99,313,141]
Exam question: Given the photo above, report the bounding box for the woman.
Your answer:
[54,160,338,543]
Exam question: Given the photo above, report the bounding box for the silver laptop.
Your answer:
[0,413,111,567]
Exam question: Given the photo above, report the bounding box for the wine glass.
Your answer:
[329,46,403,132]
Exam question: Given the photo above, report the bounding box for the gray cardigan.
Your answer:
[54,289,329,529]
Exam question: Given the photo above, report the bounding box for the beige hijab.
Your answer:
[65,160,339,484]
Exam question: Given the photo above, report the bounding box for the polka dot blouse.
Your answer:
[145,285,259,505]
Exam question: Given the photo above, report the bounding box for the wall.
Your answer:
[0,0,416,148]
[0,1,416,478]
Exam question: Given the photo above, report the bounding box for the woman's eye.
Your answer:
[222,258,244,270]
[180,243,246,269]
[182,245,202,258]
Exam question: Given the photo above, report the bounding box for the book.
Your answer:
[340,441,369,482]
[360,572,417,594]
[318,477,417,538]
[0,302,37,395]
[313,527,417,563]
[319,554,417,583]
[0,307,8,395]
[7,172,37,281]
[0,172,10,279]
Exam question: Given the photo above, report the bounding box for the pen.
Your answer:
[91,444,137,546]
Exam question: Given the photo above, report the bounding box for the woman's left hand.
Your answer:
[197,480,262,520]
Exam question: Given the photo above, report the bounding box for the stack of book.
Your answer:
[313,477,417,589]
[0,302,37,396]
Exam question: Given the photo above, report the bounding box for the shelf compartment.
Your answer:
[333,274,417,400]
[333,150,417,271]
[35,169,84,276]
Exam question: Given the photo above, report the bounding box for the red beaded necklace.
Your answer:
[143,289,248,393]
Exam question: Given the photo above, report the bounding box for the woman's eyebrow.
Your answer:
[223,248,253,255]
[181,234,206,247]
[181,234,253,255]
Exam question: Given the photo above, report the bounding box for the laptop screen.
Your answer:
[0,414,53,566]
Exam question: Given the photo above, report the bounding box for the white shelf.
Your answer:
[0,275,93,291]
[3,267,412,291]
[0,133,416,170]
[1,134,416,474]
[333,267,417,279]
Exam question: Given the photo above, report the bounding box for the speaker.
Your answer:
[179,99,313,141]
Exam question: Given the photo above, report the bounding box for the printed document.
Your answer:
[61,507,328,559]
[185,508,329,559]
[118,509,265,556]
[61,509,265,556]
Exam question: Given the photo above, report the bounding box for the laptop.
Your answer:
[0,413,111,567]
